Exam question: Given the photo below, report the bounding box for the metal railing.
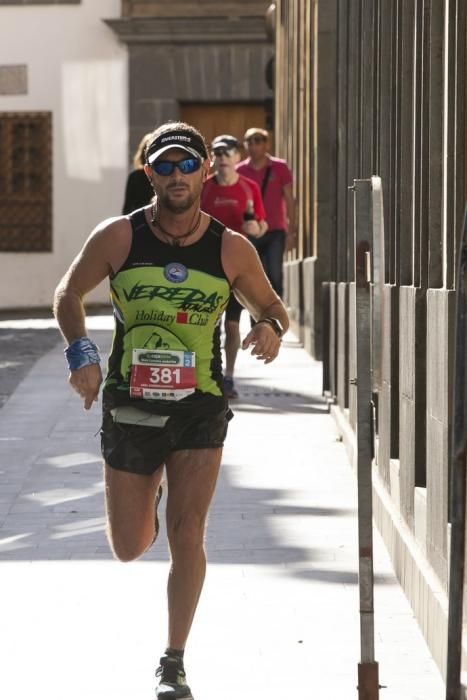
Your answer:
[351,181,467,698]
[352,179,381,699]
[446,205,467,700]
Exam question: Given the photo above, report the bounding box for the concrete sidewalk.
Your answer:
[0,316,444,699]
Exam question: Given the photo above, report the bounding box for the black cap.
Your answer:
[211,134,240,151]
[146,129,208,164]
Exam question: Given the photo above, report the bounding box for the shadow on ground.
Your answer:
[0,449,395,587]
[0,328,62,408]
[229,380,329,415]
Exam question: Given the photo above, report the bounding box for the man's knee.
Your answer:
[167,513,206,555]
[107,525,153,562]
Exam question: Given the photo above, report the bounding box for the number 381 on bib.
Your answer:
[129,348,196,401]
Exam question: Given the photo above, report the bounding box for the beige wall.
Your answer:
[0,0,127,309]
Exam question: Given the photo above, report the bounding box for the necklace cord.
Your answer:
[151,203,201,247]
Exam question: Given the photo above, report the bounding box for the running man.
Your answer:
[53,121,288,700]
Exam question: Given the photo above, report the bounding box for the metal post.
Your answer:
[446,205,467,700]
[353,179,380,699]
[322,282,331,395]
[370,176,384,392]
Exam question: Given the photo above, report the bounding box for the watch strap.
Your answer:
[256,317,284,338]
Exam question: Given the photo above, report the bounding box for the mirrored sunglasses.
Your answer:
[151,157,201,176]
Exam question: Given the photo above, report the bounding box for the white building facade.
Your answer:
[0,0,128,308]
[0,0,274,310]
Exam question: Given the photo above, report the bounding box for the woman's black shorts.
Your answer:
[101,406,233,476]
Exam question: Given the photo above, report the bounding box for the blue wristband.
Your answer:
[64,336,101,371]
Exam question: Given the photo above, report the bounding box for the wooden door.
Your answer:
[180,102,268,159]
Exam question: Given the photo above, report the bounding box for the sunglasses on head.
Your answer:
[246,136,267,144]
[151,157,201,176]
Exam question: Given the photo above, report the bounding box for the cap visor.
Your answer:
[148,144,201,164]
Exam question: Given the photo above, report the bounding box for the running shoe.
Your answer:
[155,654,194,700]
[223,375,238,399]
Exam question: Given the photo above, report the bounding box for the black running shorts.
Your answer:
[101,406,233,476]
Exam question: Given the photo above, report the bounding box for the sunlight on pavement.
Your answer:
[51,517,106,540]
[40,452,102,469]
[23,482,104,506]
[0,315,114,330]
[0,533,33,552]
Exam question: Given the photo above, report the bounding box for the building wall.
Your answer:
[0,0,273,310]
[126,42,273,154]
[0,0,127,308]
[105,1,273,159]
[275,0,466,680]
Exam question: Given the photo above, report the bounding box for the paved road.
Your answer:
[0,325,61,408]
[0,313,445,699]
[0,306,110,408]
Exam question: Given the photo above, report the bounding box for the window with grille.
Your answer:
[0,112,52,252]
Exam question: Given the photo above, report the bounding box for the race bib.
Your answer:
[130,349,196,401]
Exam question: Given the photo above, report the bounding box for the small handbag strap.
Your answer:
[261,165,272,198]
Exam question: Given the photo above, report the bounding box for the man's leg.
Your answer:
[104,463,164,561]
[260,229,286,298]
[224,319,240,378]
[223,295,243,398]
[164,447,222,650]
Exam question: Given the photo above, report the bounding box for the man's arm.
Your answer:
[243,217,268,238]
[241,178,267,238]
[222,231,289,363]
[252,179,268,237]
[53,218,124,409]
[282,183,296,251]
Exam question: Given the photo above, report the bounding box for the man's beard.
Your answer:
[159,187,199,214]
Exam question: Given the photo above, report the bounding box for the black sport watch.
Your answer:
[256,317,284,338]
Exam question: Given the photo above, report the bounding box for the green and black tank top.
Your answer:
[102,208,231,415]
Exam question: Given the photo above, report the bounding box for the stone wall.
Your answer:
[106,2,273,158]
[276,0,466,682]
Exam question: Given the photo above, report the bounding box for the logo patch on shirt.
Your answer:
[177,312,188,324]
[213,197,238,206]
[164,263,188,283]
